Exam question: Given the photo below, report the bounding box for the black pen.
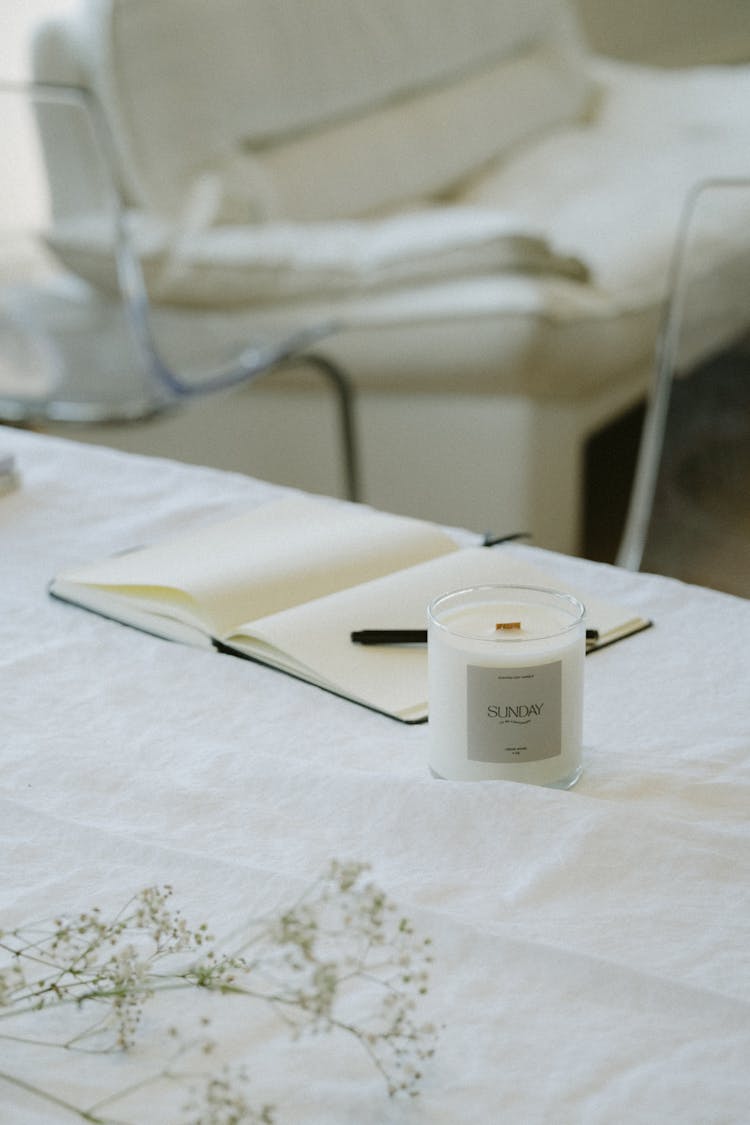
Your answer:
[350,629,427,645]
[351,628,600,646]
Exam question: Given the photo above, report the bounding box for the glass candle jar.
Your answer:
[428,585,585,788]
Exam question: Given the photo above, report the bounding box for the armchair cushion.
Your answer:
[463,58,750,306]
[71,0,590,218]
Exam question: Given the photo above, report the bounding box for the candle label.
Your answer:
[466,660,562,763]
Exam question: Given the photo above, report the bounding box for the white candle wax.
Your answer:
[428,585,585,787]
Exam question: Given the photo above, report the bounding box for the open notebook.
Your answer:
[49,495,650,722]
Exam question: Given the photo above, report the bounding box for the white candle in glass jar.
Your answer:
[428,585,585,787]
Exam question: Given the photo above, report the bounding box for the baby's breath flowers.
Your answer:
[180,1064,274,1125]
[0,862,436,1123]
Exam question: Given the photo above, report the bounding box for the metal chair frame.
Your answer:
[0,80,359,500]
[616,176,750,572]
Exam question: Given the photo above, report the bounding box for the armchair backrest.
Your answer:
[34,0,591,222]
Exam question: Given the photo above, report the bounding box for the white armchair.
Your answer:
[16,0,750,551]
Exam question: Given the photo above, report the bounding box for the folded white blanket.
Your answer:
[46,207,588,307]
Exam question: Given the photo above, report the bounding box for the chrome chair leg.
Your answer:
[289,352,360,502]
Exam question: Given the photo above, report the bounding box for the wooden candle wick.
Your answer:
[495,621,522,631]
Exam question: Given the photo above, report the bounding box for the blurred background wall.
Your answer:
[576,0,750,65]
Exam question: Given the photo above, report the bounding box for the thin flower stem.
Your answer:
[84,1065,173,1116]
[85,1039,248,1121]
[0,1030,92,1050]
[0,1068,108,1123]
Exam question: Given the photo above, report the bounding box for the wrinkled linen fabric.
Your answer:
[1,428,749,1124]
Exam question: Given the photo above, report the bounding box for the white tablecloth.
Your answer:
[2,428,749,1124]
